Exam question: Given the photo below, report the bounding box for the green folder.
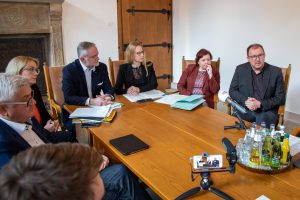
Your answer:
[171,95,205,110]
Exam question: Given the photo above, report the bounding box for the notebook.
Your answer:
[109,134,150,155]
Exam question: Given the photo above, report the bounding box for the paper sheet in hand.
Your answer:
[69,105,111,119]
[110,134,149,155]
[171,95,205,110]
[123,89,165,102]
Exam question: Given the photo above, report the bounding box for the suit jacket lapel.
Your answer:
[262,64,270,98]
[91,66,100,97]
[0,120,31,150]
[245,63,254,97]
[76,60,89,96]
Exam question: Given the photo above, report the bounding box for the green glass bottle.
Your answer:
[270,136,281,169]
[262,130,272,167]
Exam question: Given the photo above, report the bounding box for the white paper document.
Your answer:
[69,105,111,119]
[154,93,188,105]
[289,134,300,156]
[123,89,165,102]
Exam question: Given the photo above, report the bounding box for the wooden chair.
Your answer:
[278,65,291,125]
[225,65,291,125]
[291,127,300,137]
[182,56,226,111]
[43,63,64,120]
[108,57,126,87]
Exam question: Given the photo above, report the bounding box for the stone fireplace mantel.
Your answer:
[0,0,65,65]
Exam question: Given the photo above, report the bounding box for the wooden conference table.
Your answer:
[65,96,300,200]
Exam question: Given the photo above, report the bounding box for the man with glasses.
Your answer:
[62,41,114,106]
[229,43,285,127]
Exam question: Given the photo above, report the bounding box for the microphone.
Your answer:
[222,137,237,174]
[218,91,247,114]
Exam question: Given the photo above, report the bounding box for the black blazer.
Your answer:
[62,59,114,106]
[114,62,158,95]
[0,118,74,168]
[229,62,285,113]
[0,119,50,168]
[32,84,52,127]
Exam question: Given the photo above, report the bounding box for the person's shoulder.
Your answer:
[264,62,281,72]
[236,62,250,69]
[64,59,80,72]
[119,63,130,68]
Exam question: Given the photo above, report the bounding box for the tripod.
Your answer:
[224,107,247,130]
[176,169,234,200]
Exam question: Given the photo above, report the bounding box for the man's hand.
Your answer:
[90,96,113,106]
[245,97,261,111]
[127,86,140,96]
[44,119,60,132]
[99,155,110,171]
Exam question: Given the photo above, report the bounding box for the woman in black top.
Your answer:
[114,41,158,95]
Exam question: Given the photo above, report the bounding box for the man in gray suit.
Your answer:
[229,43,285,127]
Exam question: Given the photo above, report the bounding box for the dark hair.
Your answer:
[0,143,103,200]
[195,49,213,66]
[247,43,265,56]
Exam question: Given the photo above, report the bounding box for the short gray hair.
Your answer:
[77,41,96,58]
[0,73,30,103]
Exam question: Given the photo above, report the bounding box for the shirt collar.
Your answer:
[0,117,27,134]
[79,60,96,72]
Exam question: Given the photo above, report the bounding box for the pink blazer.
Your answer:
[177,64,220,108]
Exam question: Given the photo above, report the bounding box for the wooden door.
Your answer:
[117,0,172,89]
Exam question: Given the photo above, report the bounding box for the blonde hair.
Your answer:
[125,40,150,76]
[5,56,39,75]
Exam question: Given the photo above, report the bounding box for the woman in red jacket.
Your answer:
[177,49,220,108]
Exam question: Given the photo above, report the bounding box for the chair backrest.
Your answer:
[43,63,64,119]
[181,56,221,110]
[278,64,291,125]
[108,57,126,87]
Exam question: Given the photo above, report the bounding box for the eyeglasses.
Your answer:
[0,90,34,107]
[248,54,265,60]
[23,67,40,74]
[135,51,144,56]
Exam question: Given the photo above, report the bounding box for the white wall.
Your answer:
[62,0,119,66]
[173,0,300,115]
[62,0,299,115]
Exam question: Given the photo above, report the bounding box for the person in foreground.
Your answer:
[177,49,220,108]
[63,41,114,106]
[0,143,105,200]
[0,74,74,168]
[114,40,158,95]
[229,43,285,127]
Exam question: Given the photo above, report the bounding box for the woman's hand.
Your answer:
[206,65,213,79]
[44,119,60,132]
[127,86,140,96]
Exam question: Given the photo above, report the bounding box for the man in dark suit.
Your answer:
[229,43,285,127]
[0,74,151,200]
[62,41,114,106]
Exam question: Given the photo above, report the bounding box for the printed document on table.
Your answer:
[123,89,165,102]
[69,105,111,119]
[154,93,188,105]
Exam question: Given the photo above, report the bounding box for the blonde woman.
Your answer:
[5,56,75,142]
[114,41,158,95]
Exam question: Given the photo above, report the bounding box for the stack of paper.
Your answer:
[171,95,205,110]
[123,89,165,102]
[155,93,205,111]
[70,105,111,123]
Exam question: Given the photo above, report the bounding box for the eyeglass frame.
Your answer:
[0,90,35,107]
[22,67,41,74]
[247,53,265,60]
